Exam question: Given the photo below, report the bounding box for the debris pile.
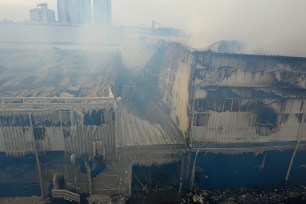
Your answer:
[181,185,306,204]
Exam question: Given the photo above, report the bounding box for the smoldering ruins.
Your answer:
[0,36,306,203]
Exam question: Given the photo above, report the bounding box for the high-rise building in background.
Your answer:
[93,0,112,26]
[79,0,92,24]
[30,3,55,24]
[57,0,111,26]
[57,0,80,24]
[58,0,92,25]
[57,0,68,24]
[66,0,80,24]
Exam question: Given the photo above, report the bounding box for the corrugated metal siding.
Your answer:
[198,70,275,88]
[63,124,114,155]
[148,43,193,137]
[116,105,184,147]
[191,52,306,144]
[192,98,306,144]
[0,109,115,156]
[194,53,306,89]
[0,127,34,153]
[0,124,114,155]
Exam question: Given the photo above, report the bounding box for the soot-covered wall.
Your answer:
[0,108,115,156]
[191,52,306,144]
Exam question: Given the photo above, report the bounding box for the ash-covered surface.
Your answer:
[0,196,43,204]
[181,184,306,204]
[0,48,121,97]
[123,184,306,204]
[126,190,180,204]
[10,184,306,204]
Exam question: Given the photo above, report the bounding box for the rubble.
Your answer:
[181,184,306,204]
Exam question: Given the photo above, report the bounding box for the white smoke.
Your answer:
[1,0,306,56]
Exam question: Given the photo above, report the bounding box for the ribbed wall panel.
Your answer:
[199,70,275,88]
[192,111,306,144]
[116,106,182,147]
[45,127,65,151]
[0,127,34,154]
[0,132,5,151]
[0,108,115,156]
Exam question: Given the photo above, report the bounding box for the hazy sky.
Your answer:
[0,0,306,56]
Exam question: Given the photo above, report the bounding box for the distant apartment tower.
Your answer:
[79,0,92,24]
[93,0,112,25]
[58,0,79,24]
[58,0,92,24]
[30,3,55,24]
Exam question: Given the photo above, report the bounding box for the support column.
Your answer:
[29,113,44,198]
[85,162,92,194]
[190,149,199,190]
[285,140,300,184]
